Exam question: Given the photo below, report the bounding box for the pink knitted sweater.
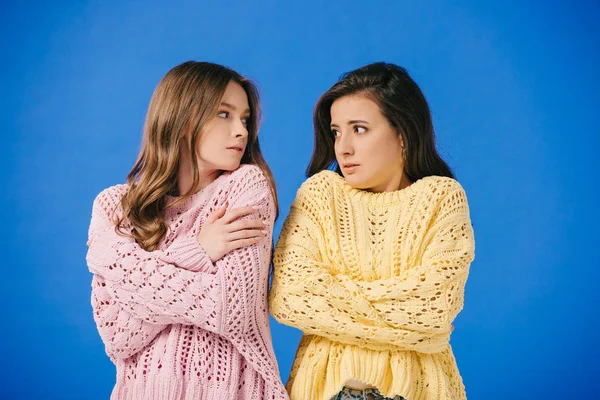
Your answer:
[86,164,288,400]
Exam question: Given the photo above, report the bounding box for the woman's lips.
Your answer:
[342,164,360,173]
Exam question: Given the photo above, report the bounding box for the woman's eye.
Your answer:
[241,117,249,126]
[355,126,367,134]
[331,129,341,137]
[218,111,229,118]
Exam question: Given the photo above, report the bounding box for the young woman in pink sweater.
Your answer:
[86,61,288,400]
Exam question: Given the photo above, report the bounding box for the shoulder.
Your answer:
[228,164,269,187]
[223,164,274,208]
[92,184,130,219]
[88,184,129,237]
[226,164,271,196]
[423,176,467,196]
[286,170,344,221]
[297,170,341,198]
[420,176,470,216]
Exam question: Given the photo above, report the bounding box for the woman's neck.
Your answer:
[366,171,413,193]
[176,157,220,196]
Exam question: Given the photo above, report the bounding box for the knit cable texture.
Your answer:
[269,171,475,400]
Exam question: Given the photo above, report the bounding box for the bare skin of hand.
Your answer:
[196,203,268,262]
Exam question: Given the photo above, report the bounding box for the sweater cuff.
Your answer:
[86,228,118,275]
[167,236,215,272]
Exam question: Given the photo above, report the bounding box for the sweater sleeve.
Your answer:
[86,188,174,360]
[350,186,475,334]
[300,186,474,341]
[87,168,276,344]
[269,184,454,354]
[86,188,226,335]
[90,274,167,361]
[203,167,277,339]
[201,167,284,395]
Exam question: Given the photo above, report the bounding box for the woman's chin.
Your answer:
[219,161,242,172]
[343,174,367,188]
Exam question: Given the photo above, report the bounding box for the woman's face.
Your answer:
[196,80,251,172]
[331,94,406,192]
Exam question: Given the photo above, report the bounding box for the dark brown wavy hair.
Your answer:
[308,62,454,181]
[115,61,278,251]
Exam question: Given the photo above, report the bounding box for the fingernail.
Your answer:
[252,206,260,210]
[262,220,269,225]
[262,230,268,234]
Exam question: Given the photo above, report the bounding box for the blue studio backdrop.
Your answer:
[2,1,598,399]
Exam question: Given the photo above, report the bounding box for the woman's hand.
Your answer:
[197,204,268,262]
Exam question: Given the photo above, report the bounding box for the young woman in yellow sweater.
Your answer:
[269,62,475,400]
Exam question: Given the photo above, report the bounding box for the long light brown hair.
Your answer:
[115,61,278,251]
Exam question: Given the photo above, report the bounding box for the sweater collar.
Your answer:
[326,171,437,205]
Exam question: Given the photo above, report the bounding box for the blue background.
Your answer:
[2,1,598,399]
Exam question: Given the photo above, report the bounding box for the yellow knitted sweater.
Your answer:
[269,171,475,400]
